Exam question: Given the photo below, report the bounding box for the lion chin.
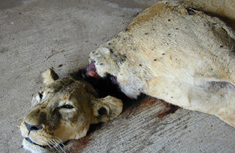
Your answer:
[20,69,123,153]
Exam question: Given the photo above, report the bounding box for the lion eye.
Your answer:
[60,105,74,109]
[39,92,43,99]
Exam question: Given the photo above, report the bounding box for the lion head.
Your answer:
[20,69,123,153]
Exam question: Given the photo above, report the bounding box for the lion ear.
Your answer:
[91,96,123,123]
[42,69,59,85]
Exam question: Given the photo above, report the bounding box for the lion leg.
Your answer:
[187,81,235,127]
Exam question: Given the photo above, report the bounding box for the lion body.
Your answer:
[89,1,235,127]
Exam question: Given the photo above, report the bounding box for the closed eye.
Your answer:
[59,105,74,109]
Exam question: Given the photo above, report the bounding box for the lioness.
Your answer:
[21,1,235,153]
[20,69,123,152]
[89,1,235,127]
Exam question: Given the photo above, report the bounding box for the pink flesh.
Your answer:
[86,61,119,85]
[86,62,101,78]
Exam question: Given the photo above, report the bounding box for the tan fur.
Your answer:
[21,1,235,152]
[89,1,235,127]
[20,69,122,153]
[179,0,235,29]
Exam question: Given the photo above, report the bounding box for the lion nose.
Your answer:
[25,122,43,131]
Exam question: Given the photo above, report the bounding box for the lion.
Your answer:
[21,1,235,152]
[88,1,235,127]
[20,69,123,153]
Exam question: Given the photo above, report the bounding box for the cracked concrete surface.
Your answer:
[0,0,235,153]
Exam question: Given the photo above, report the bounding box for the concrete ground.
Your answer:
[0,0,235,153]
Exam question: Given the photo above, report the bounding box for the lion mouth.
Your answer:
[25,137,49,148]
[25,137,69,149]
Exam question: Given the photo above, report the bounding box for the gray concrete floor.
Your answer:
[1,0,235,153]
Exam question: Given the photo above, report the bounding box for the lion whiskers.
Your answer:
[44,137,66,153]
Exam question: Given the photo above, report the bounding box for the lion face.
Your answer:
[20,69,123,153]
